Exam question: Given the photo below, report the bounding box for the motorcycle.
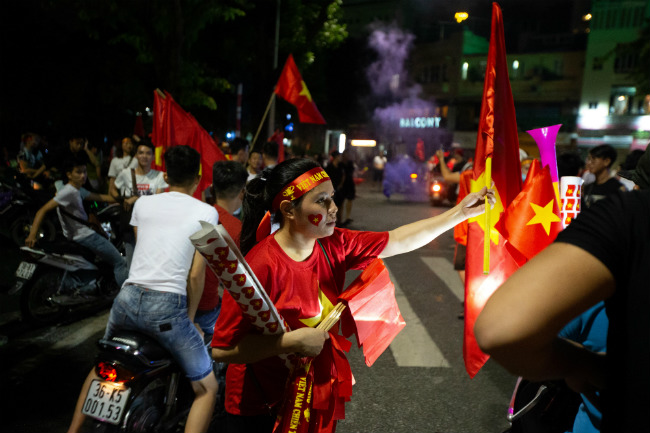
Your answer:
[82,330,225,432]
[427,170,456,207]
[382,156,429,202]
[0,166,60,247]
[10,203,124,324]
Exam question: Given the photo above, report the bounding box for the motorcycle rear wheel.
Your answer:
[20,271,64,324]
[10,215,57,247]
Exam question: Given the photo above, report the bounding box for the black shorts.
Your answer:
[453,243,466,271]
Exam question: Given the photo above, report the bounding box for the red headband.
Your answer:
[271,167,330,211]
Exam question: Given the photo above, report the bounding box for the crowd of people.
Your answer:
[3,130,648,433]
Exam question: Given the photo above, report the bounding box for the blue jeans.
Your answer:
[76,232,128,286]
[104,284,213,381]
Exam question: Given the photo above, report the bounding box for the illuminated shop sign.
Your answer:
[399,117,441,128]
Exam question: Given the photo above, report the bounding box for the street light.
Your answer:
[455,12,469,23]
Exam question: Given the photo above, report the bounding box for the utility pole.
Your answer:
[267,0,281,140]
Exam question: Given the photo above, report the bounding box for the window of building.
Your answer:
[614,44,638,74]
[593,57,603,70]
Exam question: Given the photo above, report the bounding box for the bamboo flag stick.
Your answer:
[316,302,346,332]
[155,88,166,99]
[483,157,492,274]
[251,92,276,149]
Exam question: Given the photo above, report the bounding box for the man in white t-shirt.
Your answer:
[66,145,219,433]
[110,141,168,266]
[110,141,167,202]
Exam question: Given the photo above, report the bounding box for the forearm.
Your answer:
[187,274,204,323]
[486,334,605,384]
[28,208,47,239]
[85,149,100,167]
[186,252,206,322]
[442,171,460,184]
[211,332,302,364]
[87,193,117,203]
[33,164,46,178]
[380,204,466,257]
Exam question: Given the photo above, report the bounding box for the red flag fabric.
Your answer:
[151,90,226,199]
[274,55,326,125]
[463,2,522,378]
[133,113,145,140]
[338,259,405,367]
[453,170,473,246]
[269,129,285,163]
[415,138,425,161]
[495,159,562,265]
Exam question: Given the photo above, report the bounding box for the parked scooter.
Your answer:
[10,203,124,324]
[82,330,223,432]
[0,167,60,246]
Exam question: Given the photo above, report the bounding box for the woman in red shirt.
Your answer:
[211,158,493,433]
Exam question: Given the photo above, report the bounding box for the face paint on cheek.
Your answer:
[308,213,323,226]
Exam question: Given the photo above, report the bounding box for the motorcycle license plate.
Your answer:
[15,262,36,280]
[81,379,131,425]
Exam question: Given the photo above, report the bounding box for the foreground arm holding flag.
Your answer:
[210,158,493,432]
[475,189,650,433]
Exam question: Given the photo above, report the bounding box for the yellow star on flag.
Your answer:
[299,81,313,102]
[468,171,504,245]
[299,281,335,328]
[526,199,560,235]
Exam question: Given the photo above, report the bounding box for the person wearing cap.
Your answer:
[210,157,495,432]
[475,147,650,433]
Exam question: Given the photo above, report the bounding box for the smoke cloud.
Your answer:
[366,22,450,157]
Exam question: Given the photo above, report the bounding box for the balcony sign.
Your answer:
[399,117,441,129]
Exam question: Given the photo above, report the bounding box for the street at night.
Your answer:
[0,181,515,433]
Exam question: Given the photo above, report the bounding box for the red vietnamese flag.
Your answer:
[274,54,326,124]
[339,259,405,367]
[495,159,562,265]
[464,2,522,378]
[151,90,226,199]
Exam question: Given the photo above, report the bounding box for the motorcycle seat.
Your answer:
[100,331,170,364]
[39,240,96,263]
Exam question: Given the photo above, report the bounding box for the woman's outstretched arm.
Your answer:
[379,186,494,258]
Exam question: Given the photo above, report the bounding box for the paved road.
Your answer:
[0,179,516,432]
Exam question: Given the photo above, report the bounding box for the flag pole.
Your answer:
[251,92,276,150]
[155,88,166,99]
[483,157,492,274]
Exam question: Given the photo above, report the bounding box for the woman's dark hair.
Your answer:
[115,137,135,158]
[241,158,321,255]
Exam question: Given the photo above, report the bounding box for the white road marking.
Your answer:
[420,256,464,302]
[386,264,450,368]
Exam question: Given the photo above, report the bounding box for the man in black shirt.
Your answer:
[582,144,626,208]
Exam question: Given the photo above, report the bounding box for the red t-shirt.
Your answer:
[198,205,242,311]
[211,228,389,416]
